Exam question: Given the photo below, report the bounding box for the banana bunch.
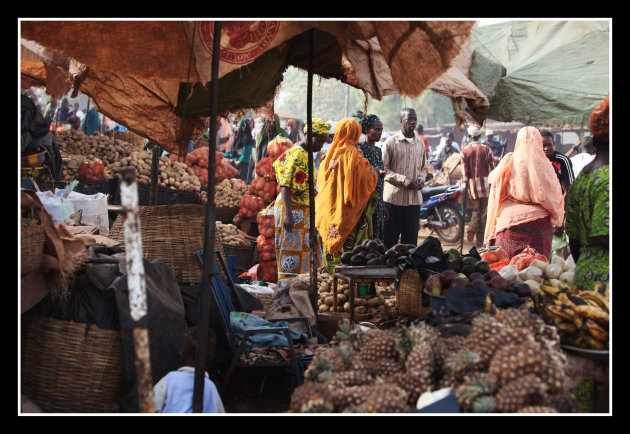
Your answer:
[537,280,609,351]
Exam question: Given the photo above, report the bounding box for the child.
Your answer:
[153,327,225,413]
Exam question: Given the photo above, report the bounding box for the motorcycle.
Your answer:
[419,183,465,243]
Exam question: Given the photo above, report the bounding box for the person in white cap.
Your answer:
[484,129,504,158]
[461,124,497,246]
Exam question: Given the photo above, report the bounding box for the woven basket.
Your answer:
[253,293,274,311]
[20,220,45,275]
[109,204,207,285]
[223,242,256,271]
[396,269,431,317]
[20,313,125,413]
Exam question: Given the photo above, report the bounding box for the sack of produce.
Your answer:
[256,208,276,239]
[255,157,274,179]
[78,156,104,182]
[238,194,265,220]
[257,258,278,282]
[267,136,293,161]
[249,175,278,203]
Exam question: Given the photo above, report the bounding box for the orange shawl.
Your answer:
[484,126,565,244]
[315,118,378,254]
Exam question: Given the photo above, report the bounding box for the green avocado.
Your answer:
[461,256,477,267]
[447,248,461,260]
[450,257,463,272]
[475,260,491,275]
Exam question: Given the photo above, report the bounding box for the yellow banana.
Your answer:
[579,290,609,312]
[554,319,577,334]
[582,334,608,351]
[546,304,575,321]
[557,293,575,307]
[540,284,561,297]
[573,304,609,324]
[573,315,584,329]
[584,319,609,342]
[568,294,588,306]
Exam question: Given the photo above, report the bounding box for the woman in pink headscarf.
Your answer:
[484,126,565,259]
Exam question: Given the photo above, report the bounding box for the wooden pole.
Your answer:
[192,20,221,413]
[307,29,318,318]
[149,145,160,206]
[119,166,154,413]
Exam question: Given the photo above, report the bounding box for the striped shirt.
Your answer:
[460,141,496,200]
[381,131,428,206]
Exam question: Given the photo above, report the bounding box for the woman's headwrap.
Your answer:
[286,119,296,128]
[358,114,380,134]
[483,126,565,244]
[315,118,378,255]
[590,93,609,142]
[304,118,331,135]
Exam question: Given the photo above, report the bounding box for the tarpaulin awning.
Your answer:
[466,20,610,127]
[20,20,477,155]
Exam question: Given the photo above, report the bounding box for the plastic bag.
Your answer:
[36,191,74,225]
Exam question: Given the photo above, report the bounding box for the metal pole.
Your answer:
[119,166,154,413]
[150,145,160,206]
[307,29,318,318]
[193,20,221,413]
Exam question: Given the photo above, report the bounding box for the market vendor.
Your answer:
[315,117,379,276]
[272,119,327,280]
[565,94,609,290]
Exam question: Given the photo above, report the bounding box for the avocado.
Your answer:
[367,240,379,251]
[340,252,354,265]
[376,244,387,254]
[461,256,477,267]
[350,254,367,266]
[386,257,398,266]
[362,238,372,248]
[367,257,385,266]
[475,260,491,275]
[352,245,367,254]
[385,249,401,259]
[461,264,476,277]
[365,253,378,261]
[450,257,463,272]
[447,248,461,260]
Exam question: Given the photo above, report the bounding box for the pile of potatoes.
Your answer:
[54,129,142,168]
[109,152,201,192]
[216,221,251,246]
[317,271,389,317]
[209,179,250,208]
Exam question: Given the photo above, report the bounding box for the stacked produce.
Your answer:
[112,151,201,192]
[53,129,144,181]
[289,309,578,413]
[431,249,532,299]
[205,178,249,207]
[339,239,408,266]
[267,136,293,160]
[78,155,105,182]
[316,271,388,317]
[256,207,277,282]
[236,194,266,221]
[185,147,238,186]
[215,221,251,247]
[533,280,609,350]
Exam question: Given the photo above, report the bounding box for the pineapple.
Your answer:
[472,395,498,413]
[476,327,535,367]
[495,374,548,413]
[404,343,435,378]
[362,384,411,413]
[488,340,547,387]
[289,382,334,413]
[358,330,400,362]
[464,318,505,352]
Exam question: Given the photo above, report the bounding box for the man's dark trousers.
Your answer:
[383,202,421,248]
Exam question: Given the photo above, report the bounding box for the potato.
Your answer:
[324,296,334,306]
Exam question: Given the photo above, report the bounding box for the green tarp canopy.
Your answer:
[467,20,610,127]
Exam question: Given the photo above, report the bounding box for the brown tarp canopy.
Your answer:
[20,20,477,155]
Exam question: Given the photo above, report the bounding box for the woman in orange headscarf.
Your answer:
[315,117,380,275]
[484,126,565,259]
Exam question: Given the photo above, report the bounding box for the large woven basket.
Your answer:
[20,220,45,275]
[396,269,431,317]
[110,204,225,285]
[20,313,125,413]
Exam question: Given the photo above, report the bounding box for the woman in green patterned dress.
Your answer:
[355,112,387,242]
[565,95,609,290]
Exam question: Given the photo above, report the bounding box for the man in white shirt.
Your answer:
[435,132,461,155]
[570,137,596,177]
[381,108,429,248]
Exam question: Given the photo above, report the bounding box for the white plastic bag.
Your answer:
[56,189,110,235]
[36,191,74,225]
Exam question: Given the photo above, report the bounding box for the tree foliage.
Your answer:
[276,66,456,132]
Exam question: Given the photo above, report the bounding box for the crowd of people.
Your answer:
[228,95,609,291]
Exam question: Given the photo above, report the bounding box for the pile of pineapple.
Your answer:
[290,307,579,413]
